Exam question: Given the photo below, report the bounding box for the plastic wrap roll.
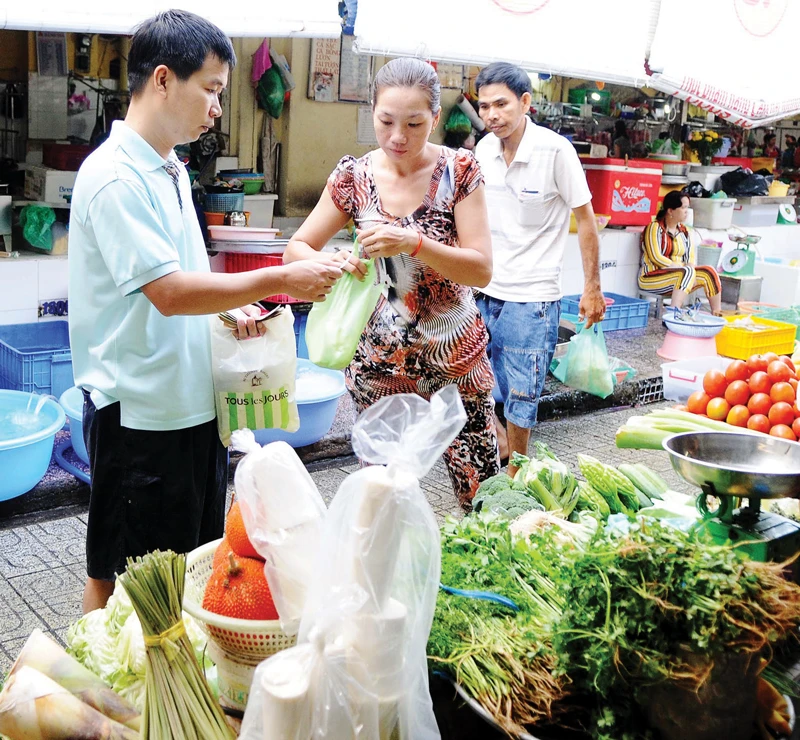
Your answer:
[778,204,796,224]
[455,95,485,132]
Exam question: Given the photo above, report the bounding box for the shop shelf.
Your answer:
[560,292,649,332]
[0,321,73,397]
[715,316,796,359]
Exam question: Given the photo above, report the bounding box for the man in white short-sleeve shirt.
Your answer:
[474,62,605,475]
[69,9,342,613]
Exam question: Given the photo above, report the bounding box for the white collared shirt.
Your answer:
[68,121,216,431]
[475,118,591,302]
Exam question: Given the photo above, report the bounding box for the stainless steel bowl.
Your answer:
[663,431,800,499]
[552,321,577,360]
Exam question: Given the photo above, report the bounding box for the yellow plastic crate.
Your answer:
[715,316,796,359]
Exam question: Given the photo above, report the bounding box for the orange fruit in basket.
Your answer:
[770,382,795,405]
[212,537,234,571]
[726,405,750,428]
[225,500,264,561]
[748,371,772,395]
[725,360,750,383]
[770,424,797,442]
[687,391,710,415]
[707,397,731,421]
[724,380,750,407]
[769,402,795,428]
[703,370,728,399]
[767,360,792,384]
[747,414,771,434]
[203,552,279,621]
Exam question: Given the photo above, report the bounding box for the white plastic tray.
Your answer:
[207,225,279,242]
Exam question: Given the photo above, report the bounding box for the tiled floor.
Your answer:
[0,402,689,676]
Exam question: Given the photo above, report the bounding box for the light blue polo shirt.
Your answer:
[68,121,215,431]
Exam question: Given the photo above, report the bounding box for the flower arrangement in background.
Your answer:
[686,130,724,165]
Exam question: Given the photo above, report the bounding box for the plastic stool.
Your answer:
[637,290,667,318]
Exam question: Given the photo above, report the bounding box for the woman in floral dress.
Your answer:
[284,57,498,508]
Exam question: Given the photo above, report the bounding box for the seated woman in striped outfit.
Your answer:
[639,191,723,316]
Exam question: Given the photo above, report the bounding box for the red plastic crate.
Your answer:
[42,143,94,171]
[223,252,305,304]
[711,156,752,168]
[581,157,663,226]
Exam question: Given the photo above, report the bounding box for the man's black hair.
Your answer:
[128,10,236,96]
[475,62,532,99]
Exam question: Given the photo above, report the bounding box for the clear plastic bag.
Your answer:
[551,323,614,398]
[210,308,299,446]
[231,432,327,636]
[239,385,466,740]
[304,241,383,370]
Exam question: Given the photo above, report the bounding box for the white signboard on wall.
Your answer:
[648,0,800,128]
[354,0,659,87]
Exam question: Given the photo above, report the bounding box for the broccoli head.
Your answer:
[476,490,545,519]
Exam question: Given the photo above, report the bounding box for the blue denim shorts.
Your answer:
[476,295,560,428]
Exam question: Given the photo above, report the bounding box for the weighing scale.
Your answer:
[721,233,759,277]
[664,432,800,565]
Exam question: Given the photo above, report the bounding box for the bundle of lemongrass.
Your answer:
[119,550,234,740]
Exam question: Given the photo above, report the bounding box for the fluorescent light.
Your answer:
[590,92,601,101]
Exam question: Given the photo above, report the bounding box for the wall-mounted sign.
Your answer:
[307,37,340,102]
[339,35,372,104]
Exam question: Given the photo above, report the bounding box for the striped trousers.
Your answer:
[638,264,721,297]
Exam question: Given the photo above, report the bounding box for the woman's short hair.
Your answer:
[128,10,236,96]
[656,190,688,220]
[371,57,441,115]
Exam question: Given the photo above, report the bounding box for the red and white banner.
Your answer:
[647,0,800,128]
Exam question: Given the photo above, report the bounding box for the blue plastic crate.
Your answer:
[0,321,74,397]
[560,292,649,332]
[204,192,244,213]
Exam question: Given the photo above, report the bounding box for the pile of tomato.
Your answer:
[687,353,800,441]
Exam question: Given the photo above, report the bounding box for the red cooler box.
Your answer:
[581,158,663,226]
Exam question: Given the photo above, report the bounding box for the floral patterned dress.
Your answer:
[327,146,498,505]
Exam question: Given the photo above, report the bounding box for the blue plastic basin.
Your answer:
[0,390,66,500]
[59,386,89,465]
[253,360,346,448]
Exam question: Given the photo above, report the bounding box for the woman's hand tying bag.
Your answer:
[357,224,418,259]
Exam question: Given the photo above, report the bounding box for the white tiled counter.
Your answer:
[562,227,643,298]
[0,252,68,325]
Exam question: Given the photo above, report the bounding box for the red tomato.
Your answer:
[795,400,800,417]
[790,378,798,393]
[747,414,771,434]
[780,356,797,376]
[707,397,731,421]
[724,360,750,383]
[726,405,750,427]
[770,424,797,441]
[748,371,772,395]
[763,352,780,366]
[769,402,795,427]
[770,382,795,405]
[687,391,711,415]
[767,360,792,384]
[703,369,728,399]
[747,354,768,374]
[724,380,750,407]
[793,417,800,439]
[747,392,772,416]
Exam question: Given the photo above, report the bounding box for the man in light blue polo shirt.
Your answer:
[69,10,342,612]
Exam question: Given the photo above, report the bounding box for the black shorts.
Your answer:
[82,390,227,581]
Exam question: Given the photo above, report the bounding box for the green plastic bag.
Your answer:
[19,205,56,250]
[305,244,383,370]
[256,67,286,119]
[551,323,614,398]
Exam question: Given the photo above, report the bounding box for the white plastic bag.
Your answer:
[240,385,466,740]
[231,431,327,635]
[210,308,299,447]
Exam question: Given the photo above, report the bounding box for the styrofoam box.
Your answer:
[731,202,780,227]
[661,355,732,402]
[23,165,77,204]
[243,193,278,229]
[689,198,736,229]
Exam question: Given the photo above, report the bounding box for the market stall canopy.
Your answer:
[0,0,341,37]
[353,0,659,88]
[647,0,800,128]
